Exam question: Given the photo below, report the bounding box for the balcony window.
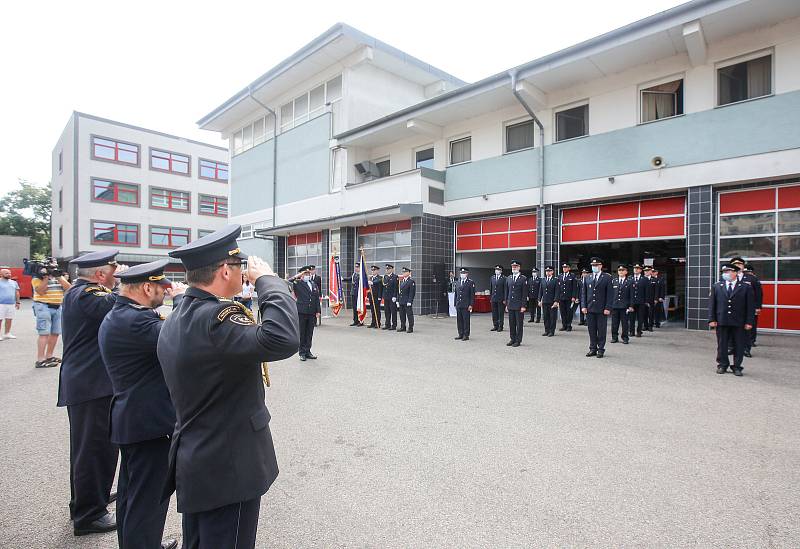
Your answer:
[415,148,434,169]
[641,79,684,123]
[718,54,772,106]
[555,104,588,142]
[505,120,535,152]
[449,137,471,165]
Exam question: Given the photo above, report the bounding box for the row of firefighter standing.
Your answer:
[451,258,669,357]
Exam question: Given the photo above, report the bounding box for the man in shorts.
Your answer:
[31,266,71,368]
[0,268,21,340]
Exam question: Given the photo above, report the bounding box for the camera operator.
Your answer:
[31,259,71,368]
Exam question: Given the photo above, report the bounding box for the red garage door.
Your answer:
[561,197,685,244]
[456,213,537,252]
[718,184,800,332]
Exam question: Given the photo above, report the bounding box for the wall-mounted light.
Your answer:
[482,194,489,201]
[608,176,615,184]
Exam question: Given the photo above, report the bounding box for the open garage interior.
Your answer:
[455,250,537,293]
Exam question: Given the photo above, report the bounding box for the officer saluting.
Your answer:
[60,249,123,536]
[580,257,613,358]
[709,264,754,376]
[454,268,475,341]
[489,264,506,332]
[288,266,321,361]
[397,267,416,333]
[98,259,183,549]
[157,225,299,548]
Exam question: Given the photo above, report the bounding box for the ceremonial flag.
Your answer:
[356,252,370,323]
[328,255,343,316]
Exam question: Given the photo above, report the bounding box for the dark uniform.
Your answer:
[576,269,590,325]
[645,268,658,331]
[652,271,667,327]
[538,268,559,336]
[309,267,322,326]
[489,266,507,332]
[580,259,613,357]
[291,267,321,360]
[350,265,363,326]
[382,265,399,330]
[398,267,416,333]
[59,249,120,535]
[505,262,528,347]
[610,269,633,344]
[157,225,300,549]
[368,266,383,328]
[97,260,179,549]
[629,266,649,337]
[527,269,541,323]
[741,263,762,354]
[454,268,475,340]
[709,265,755,375]
[557,264,578,331]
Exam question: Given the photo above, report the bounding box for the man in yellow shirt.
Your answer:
[31,267,71,368]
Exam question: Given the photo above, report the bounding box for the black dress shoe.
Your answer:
[733,368,743,376]
[536,319,541,323]
[389,327,396,331]
[497,328,504,332]
[350,322,358,326]
[541,332,548,336]
[752,342,758,347]
[161,539,179,549]
[454,336,463,340]
[463,336,469,341]
[300,355,307,361]
[382,326,390,330]
[636,333,642,337]
[108,491,117,504]
[547,333,554,337]
[506,341,514,346]
[586,351,597,357]
[368,324,376,328]
[744,351,752,358]
[305,353,317,360]
[610,338,618,343]
[527,320,534,323]
[596,351,604,358]
[407,328,413,333]
[511,342,520,347]
[74,512,116,536]
[397,327,406,332]
[622,339,629,344]
[716,367,727,374]
[490,327,497,331]
[566,326,572,332]
[558,327,566,331]
[578,322,586,326]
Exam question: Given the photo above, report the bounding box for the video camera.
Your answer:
[26,257,64,278]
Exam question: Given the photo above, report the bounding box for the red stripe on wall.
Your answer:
[777,284,800,306]
[778,185,800,209]
[776,308,800,331]
[719,188,775,214]
[457,220,482,236]
[482,233,509,249]
[761,283,775,305]
[456,235,481,251]
[598,220,638,240]
[640,197,685,217]
[482,217,510,234]
[759,308,776,329]
[562,206,597,224]
[509,231,537,248]
[562,224,598,242]
[639,216,685,238]
[599,202,638,221]
[509,214,537,231]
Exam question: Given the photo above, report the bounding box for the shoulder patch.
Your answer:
[217,303,256,326]
[84,285,110,297]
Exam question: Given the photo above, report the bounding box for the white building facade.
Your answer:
[200,1,800,332]
[51,112,229,280]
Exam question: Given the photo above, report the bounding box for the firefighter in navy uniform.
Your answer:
[557,263,578,331]
[489,264,507,332]
[504,260,528,347]
[538,266,559,337]
[97,259,183,549]
[644,266,658,331]
[398,267,416,333]
[576,268,590,325]
[289,266,321,361]
[629,264,648,337]
[454,268,475,341]
[157,225,299,549]
[709,264,754,376]
[652,268,667,328]
[350,262,363,326]
[368,265,383,328]
[610,264,634,344]
[732,258,762,356]
[527,268,541,323]
[382,264,399,330]
[580,257,614,358]
[59,249,122,536]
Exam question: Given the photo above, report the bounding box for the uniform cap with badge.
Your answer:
[168,225,247,270]
[70,249,119,269]
[116,259,174,287]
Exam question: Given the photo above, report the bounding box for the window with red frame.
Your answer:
[199,195,228,216]
[92,136,139,165]
[199,159,229,182]
[150,188,189,211]
[150,149,190,175]
[92,221,139,245]
[150,226,190,248]
[92,179,139,205]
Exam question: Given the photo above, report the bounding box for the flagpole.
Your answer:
[360,247,378,327]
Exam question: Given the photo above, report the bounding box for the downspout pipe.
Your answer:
[247,87,278,230]
[510,71,546,272]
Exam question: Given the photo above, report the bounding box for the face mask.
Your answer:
[722,272,733,282]
[495,270,502,276]
[460,273,467,280]
[531,272,537,278]
[302,275,311,282]
[512,269,519,275]
[591,266,600,273]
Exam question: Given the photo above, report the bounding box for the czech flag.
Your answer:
[328,255,343,316]
[356,253,370,323]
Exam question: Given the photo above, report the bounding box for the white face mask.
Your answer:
[302,275,311,282]
[495,270,502,276]
[591,265,600,273]
[722,272,733,282]
[460,273,467,280]
[531,272,537,278]
[512,269,519,275]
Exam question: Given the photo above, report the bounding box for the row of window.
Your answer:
[233,74,343,155]
[91,135,229,182]
[90,221,215,247]
[91,178,227,216]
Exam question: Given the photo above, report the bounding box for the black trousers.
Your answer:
[748,314,759,349]
[611,308,629,341]
[117,437,171,549]
[527,299,541,322]
[67,396,118,527]
[647,302,657,329]
[399,304,414,330]
[351,302,360,324]
[508,310,524,344]
[385,299,398,328]
[368,294,381,327]
[542,303,557,334]
[182,496,261,549]
[491,301,504,329]
[654,301,665,326]
[558,300,574,328]
[716,325,747,369]
[586,312,608,352]
[298,312,315,356]
[571,301,582,323]
[629,304,647,335]
[456,308,471,337]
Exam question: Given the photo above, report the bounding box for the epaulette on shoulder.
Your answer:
[216,300,256,326]
[84,285,111,296]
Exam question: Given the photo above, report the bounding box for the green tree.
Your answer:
[0,179,52,257]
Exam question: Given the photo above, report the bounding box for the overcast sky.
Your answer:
[1,0,687,196]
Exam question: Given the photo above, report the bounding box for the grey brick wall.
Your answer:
[411,213,454,315]
[686,185,714,330]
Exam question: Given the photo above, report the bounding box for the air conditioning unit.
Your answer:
[354,160,381,179]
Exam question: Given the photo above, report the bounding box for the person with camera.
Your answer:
[31,260,71,367]
[0,267,21,340]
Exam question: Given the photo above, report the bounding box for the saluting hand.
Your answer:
[247,256,275,283]
[114,264,130,277]
[744,324,752,330]
[709,321,718,329]
[167,282,188,297]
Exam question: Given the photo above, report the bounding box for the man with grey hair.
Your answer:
[59,249,128,536]
[0,267,21,340]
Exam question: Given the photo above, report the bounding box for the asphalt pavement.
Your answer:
[1,302,798,548]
